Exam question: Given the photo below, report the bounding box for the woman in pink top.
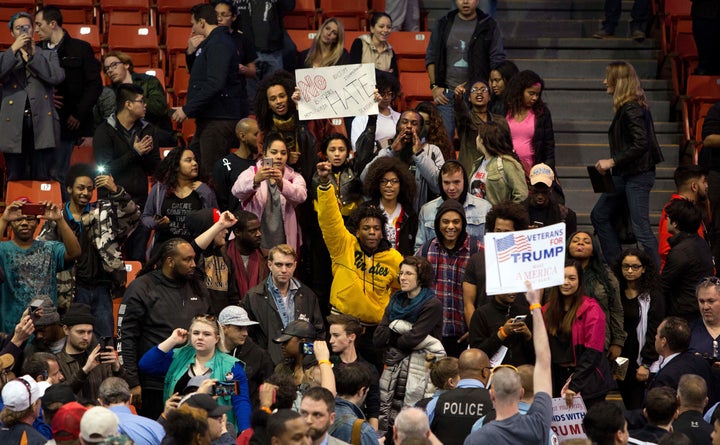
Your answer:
[505,70,556,175]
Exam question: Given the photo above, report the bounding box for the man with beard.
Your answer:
[523,163,576,233]
[225,210,269,298]
[212,119,260,212]
[415,160,492,250]
[300,387,350,445]
[361,110,445,211]
[55,303,126,403]
[417,199,481,357]
[0,200,81,333]
[658,165,710,270]
[118,238,211,419]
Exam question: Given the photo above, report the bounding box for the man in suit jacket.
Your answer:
[300,387,350,445]
[650,316,720,407]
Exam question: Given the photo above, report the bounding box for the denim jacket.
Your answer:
[330,398,380,445]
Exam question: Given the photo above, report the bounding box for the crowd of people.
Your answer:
[1,1,720,445]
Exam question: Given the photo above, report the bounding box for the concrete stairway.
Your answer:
[423,0,681,233]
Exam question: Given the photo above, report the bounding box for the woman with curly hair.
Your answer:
[566,231,626,361]
[299,18,349,68]
[488,60,519,116]
[363,157,418,256]
[254,70,318,185]
[453,78,509,176]
[591,61,662,267]
[142,147,217,250]
[611,247,664,410]
[374,256,444,433]
[469,121,528,205]
[415,101,455,163]
[349,12,398,76]
[505,70,556,174]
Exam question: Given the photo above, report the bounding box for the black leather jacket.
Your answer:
[609,101,660,177]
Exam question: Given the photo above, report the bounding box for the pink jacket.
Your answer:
[231,161,307,251]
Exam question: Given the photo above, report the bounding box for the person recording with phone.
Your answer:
[37,163,140,337]
[55,303,127,404]
[272,319,336,405]
[0,12,65,181]
[467,290,535,367]
[138,314,251,432]
[0,199,81,334]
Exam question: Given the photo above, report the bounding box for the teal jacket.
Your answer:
[139,344,251,431]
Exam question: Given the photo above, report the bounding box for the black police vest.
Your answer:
[430,387,493,445]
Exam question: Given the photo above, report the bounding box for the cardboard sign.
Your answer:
[484,223,566,295]
[296,63,378,120]
[550,396,587,441]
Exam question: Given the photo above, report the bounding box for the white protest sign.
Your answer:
[296,63,378,121]
[550,396,587,441]
[484,223,566,295]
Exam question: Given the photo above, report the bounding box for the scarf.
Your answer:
[272,114,298,153]
[387,287,435,324]
[227,241,262,296]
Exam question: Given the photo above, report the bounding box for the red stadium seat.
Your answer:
[100,0,150,31]
[287,29,317,53]
[107,25,161,69]
[319,0,367,31]
[63,23,101,56]
[165,26,191,76]
[388,31,430,73]
[47,0,97,26]
[284,0,318,30]
[399,72,433,111]
[344,30,365,53]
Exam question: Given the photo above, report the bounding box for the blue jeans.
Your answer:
[436,89,456,142]
[246,50,284,115]
[601,0,650,33]
[75,283,114,338]
[590,171,660,267]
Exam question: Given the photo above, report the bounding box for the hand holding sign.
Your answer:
[296,64,378,120]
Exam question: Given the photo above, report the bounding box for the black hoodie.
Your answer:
[433,199,468,255]
[436,160,469,205]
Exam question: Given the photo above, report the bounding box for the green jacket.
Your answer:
[471,155,529,205]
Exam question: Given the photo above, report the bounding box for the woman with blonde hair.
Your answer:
[299,18,349,68]
[138,314,251,431]
[591,61,662,267]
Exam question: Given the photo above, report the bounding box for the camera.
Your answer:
[28,299,44,321]
[302,342,314,355]
[96,336,116,362]
[97,165,106,174]
[18,25,31,35]
[214,381,239,397]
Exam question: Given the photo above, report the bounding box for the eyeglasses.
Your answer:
[128,98,146,104]
[470,87,489,94]
[103,61,123,72]
[380,178,400,186]
[621,264,643,271]
[700,276,720,286]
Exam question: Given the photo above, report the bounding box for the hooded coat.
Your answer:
[418,199,482,338]
[415,160,492,250]
[317,185,403,324]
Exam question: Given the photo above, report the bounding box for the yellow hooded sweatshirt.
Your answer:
[317,185,402,324]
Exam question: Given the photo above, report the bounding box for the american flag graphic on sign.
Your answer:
[495,233,532,261]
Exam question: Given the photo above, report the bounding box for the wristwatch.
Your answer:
[430,82,438,90]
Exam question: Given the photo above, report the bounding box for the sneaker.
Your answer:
[593,30,614,39]
[631,30,646,41]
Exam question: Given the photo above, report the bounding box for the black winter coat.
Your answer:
[609,101,660,177]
